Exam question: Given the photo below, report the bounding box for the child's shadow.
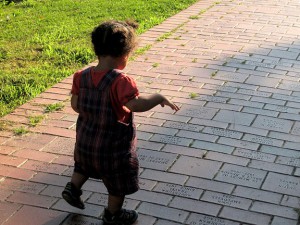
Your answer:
[43,213,104,225]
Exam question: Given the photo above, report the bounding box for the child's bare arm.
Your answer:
[71,94,79,113]
[125,94,179,112]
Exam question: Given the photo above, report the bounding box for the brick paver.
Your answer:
[1,0,300,224]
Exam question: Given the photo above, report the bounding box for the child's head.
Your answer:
[91,20,139,58]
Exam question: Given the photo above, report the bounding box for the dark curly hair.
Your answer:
[91,20,139,58]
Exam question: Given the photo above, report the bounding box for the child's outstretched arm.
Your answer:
[125,93,179,112]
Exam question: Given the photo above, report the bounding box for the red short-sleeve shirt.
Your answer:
[71,67,139,124]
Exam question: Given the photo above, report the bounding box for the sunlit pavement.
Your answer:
[1,0,300,224]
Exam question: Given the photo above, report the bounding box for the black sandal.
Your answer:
[62,182,85,209]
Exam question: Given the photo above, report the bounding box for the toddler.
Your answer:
[62,20,179,225]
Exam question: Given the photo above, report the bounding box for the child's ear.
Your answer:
[123,54,129,60]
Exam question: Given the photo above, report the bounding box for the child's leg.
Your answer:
[103,194,138,224]
[107,194,125,214]
[71,172,88,189]
[62,171,88,209]
[101,177,138,224]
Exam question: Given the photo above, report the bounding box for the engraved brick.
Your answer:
[163,121,203,132]
[237,89,272,97]
[253,115,293,133]
[276,156,300,167]
[201,191,252,210]
[233,148,276,162]
[150,134,192,146]
[186,213,240,225]
[176,105,218,119]
[137,149,177,171]
[243,134,283,147]
[170,155,222,179]
[202,127,243,139]
[154,182,203,199]
[262,173,300,196]
[215,164,267,188]
[152,112,190,123]
[233,186,282,204]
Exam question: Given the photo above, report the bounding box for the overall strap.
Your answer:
[97,69,121,90]
[80,67,93,88]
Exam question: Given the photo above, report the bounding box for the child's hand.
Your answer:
[160,98,180,111]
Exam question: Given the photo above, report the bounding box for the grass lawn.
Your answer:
[0,0,198,117]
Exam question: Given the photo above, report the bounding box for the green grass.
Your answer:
[189,92,198,99]
[0,0,199,117]
[13,126,29,135]
[29,114,45,126]
[44,102,64,113]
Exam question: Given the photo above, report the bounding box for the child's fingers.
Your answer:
[172,103,180,111]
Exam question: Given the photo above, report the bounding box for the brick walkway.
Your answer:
[1,0,300,224]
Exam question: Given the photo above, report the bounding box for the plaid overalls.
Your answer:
[74,68,139,195]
